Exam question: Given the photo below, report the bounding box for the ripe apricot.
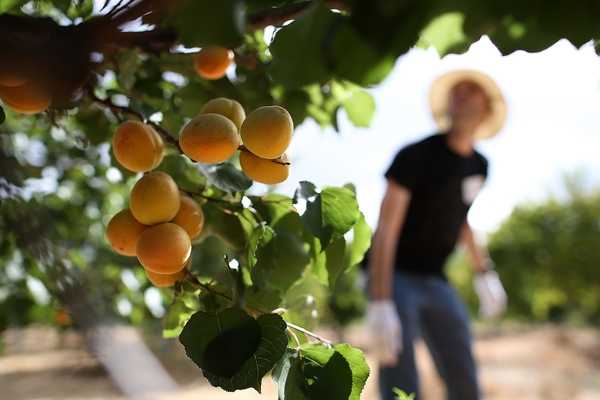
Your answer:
[112,121,164,173]
[199,97,246,132]
[240,105,293,159]
[136,222,191,274]
[106,208,149,256]
[129,172,180,225]
[239,150,291,185]
[0,71,28,87]
[145,268,186,288]
[194,46,234,80]
[0,81,52,114]
[179,114,240,163]
[170,196,204,239]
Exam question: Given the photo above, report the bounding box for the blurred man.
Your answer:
[366,70,508,400]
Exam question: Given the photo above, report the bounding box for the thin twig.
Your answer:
[286,322,333,347]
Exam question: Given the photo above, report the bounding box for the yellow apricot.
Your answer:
[199,97,246,132]
[240,105,293,159]
[170,196,204,239]
[112,121,164,173]
[194,46,234,80]
[136,223,191,274]
[145,268,186,288]
[106,208,149,256]
[179,114,240,163]
[0,81,52,114]
[129,172,180,225]
[239,150,291,185]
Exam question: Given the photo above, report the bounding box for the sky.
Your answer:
[259,36,600,238]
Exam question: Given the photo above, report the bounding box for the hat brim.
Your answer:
[429,70,507,140]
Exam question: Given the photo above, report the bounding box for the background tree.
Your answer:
[2,0,600,398]
[446,172,600,326]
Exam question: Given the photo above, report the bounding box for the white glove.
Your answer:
[473,270,507,320]
[365,299,402,367]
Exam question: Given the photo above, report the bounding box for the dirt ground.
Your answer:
[0,323,599,400]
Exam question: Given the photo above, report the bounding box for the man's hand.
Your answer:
[473,270,507,320]
[365,299,402,367]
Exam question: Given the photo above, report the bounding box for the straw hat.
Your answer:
[429,70,507,140]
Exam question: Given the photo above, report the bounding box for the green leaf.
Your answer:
[255,228,310,293]
[163,296,196,339]
[333,344,371,399]
[269,3,336,90]
[272,343,369,399]
[245,288,283,312]
[294,182,360,248]
[311,236,345,290]
[116,51,138,90]
[326,236,346,290]
[0,0,27,12]
[173,0,245,48]
[332,21,396,86]
[348,212,372,268]
[179,308,288,393]
[418,12,472,57]
[271,348,311,400]
[180,308,261,378]
[226,257,246,309]
[202,203,247,251]
[197,162,252,193]
[342,84,375,128]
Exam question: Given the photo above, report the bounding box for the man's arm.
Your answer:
[369,178,412,299]
[458,220,491,274]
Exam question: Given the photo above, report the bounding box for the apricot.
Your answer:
[105,208,149,256]
[240,105,293,159]
[112,121,164,173]
[129,172,180,225]
[0,81,52,114]
[194,46,234,80]
[136,222,191,274]
[0,70,28,87]
[145,268,186,288]
[199,97,245,132]
[179,114,240,163]
[170,196,204,239]
[239,150,291,185]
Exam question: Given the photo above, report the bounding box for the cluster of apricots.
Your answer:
[180,97,294,184]
[105,169,205,287]
[106,94,295,285]
[0,70,52,115]
[107,121,204,287]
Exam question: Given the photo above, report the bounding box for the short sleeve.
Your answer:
[385,143,425,191]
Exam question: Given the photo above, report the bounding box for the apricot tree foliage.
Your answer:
[2,1,600,399]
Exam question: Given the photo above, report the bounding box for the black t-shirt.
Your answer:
[385,134,488,277]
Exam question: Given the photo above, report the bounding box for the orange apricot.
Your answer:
[239,150,291,185]
[112,121,164,173]
[136,223,191,274]
[170,196,204,239]
[194,46,234,80]
[240,105,293,159]
[199,97,245,132]
[179,114,240,163]
[145,268,186,288]
[106,208,149,256]
[129,172,180,225]
[0,81,52,114]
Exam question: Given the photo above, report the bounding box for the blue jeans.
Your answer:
[378,271,479,400]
